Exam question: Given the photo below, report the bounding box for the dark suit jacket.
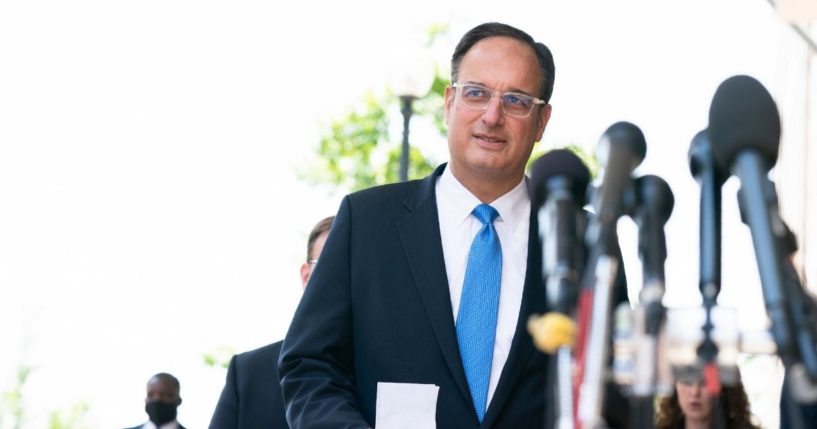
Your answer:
[209,341,289,429]
[280,164,556,428]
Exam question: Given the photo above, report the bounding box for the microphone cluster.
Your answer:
[527,74,815,428]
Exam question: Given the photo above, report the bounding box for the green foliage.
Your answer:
[306,93,392,192]
[0,364,91,429]
[1,365,32,429]
[203,346,236,370]
[301,24,452,194]
[48,402,90,429]
[302,73,448,193]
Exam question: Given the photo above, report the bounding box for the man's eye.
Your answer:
[464,87,489,98]
[504,94,530,106]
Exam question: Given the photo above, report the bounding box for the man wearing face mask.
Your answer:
[124,372,186,429]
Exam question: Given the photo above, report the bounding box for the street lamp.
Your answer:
[398,94,418,182]
[392,52,434,182]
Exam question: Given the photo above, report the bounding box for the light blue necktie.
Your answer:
[456,203,502,422]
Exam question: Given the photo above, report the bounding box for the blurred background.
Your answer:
[0,0,815,427]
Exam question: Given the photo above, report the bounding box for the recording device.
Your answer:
[708,75,817,395]
[631,174,674,386]
[708,74,796,365]
[585,122,647,253]
[688,129,727,391]
[529,149,590,429]
[530,149,591,316]
[576,122,646,429]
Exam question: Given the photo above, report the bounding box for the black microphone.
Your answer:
[688,129,727,389]
[627,174,674,429]
[587,121,647,254]
[689,129,726,303]
[708,75,796,365]
[633,175,674,289]
[529,149,591,429]
[576,122,645,429]
[530,149,591,315]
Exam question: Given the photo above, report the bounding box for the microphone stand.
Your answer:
[628,175,674,429]
[576,188,632,429]
[689,131,726,399]
[733,152,797,367]
[540,177,583,429]
[575,122,645,429]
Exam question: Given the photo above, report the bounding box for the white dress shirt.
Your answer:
[435,166,530,408]
[141,420,179,429]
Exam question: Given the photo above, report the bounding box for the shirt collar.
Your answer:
[438,166,530,228]
[143,420,178,429]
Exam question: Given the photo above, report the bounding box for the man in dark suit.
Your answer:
[125,372,186,429]
[280,22,565,428]
[208,216,334,429]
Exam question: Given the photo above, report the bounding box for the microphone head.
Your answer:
[635,175,674,225]
[688,129,710,179]
[598,121,647,171]
[530,148,591,208]
[708,75,781,172]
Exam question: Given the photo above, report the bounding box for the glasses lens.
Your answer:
[460,85,491,109]
[458,84,534,118]
[501,93,534,117]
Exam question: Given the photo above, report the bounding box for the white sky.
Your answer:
[0,0,802,427]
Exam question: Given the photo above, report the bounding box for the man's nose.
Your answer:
[481,94,504,125]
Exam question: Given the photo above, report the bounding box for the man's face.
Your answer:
[444,36,551,193]
[146,377,181,405]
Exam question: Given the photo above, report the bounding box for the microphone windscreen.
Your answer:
[635,175,674,224]
[599,121,647,168]
[708,75,781,171]
[530,148,591,208]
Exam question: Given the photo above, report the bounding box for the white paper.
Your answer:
[375,382,439,429]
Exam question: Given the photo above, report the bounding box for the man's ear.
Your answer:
[534,103,552,142]
[300,263,311,289]
[443,85,455,126]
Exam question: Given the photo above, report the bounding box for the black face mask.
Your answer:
[145,400,177,426]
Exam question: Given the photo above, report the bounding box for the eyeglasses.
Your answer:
[452,82,546,118]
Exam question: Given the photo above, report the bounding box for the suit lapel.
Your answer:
[481,201,547,427]
[396,164,472,405]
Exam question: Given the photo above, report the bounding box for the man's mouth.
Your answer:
[474,134,506,144]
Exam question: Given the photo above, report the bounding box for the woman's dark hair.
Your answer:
[655,379,760,429]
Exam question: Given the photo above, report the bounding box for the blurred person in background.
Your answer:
[208,216,334,429]
[655,369,759,429]
[125,372,186,429]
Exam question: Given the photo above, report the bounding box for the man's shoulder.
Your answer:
[233,341,283,369]
[346,164,445,208]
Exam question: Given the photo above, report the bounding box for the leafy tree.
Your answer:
[300,26,451,193]
[48,403,91,429]
[301,80,445,193]
[203,345,236,370]
[1,365,32,429]
[0,364,91,429]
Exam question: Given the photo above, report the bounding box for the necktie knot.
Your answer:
[472,204,499,226]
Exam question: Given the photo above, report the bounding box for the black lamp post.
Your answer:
[392,46,433,182]
[399,95,418,182]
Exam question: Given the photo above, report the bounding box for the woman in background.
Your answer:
[655,372,759,429]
